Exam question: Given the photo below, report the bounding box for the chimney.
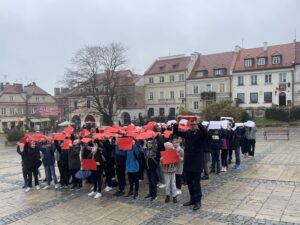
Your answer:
[234,45,241,53]
[32,82,36,86]
[54,88,61,96]
[263,42,268,51]
[61,88,69,94]
[0,82,3,91]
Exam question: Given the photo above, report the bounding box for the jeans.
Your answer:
[164,172,177,197]
[26,167,39,188]
[92,168,103,192]
[156,163,165,184]
[185,171,202,204]
[211,149,220,172]
[146,169,157,198]
[247,139,256,156]
[44,165,58,185]
[221,149,228,167]
[128,172,139,194]
[235,145,241,166]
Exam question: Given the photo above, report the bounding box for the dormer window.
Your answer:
[272,55,281,64]
[244,58,254,67]
[257,57,267,66]
[196,70,207,77]
[159,65,165,71]
[172,64,178,70]
[214,69,225,76]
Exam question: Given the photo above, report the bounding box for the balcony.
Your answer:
[201,92,216,101]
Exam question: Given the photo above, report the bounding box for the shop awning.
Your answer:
[30,118,51,123]
[0,117,26,122]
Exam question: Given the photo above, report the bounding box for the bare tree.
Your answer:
[63,43,127,125]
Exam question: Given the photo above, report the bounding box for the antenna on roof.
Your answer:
[1,74,8,83]
[294,29,297,42]
[241,38,244,48]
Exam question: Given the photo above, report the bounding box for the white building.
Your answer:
[144,54,198,118]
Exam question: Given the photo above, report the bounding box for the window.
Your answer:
[206,84,212,92]
[279,73,287,83]
[159,108,165,116]
[9,96,14,102]
[169,75,175,82]
[219,83,225,93]
[272,56,281,64]
[159,66,165,71]
[1,108,6,115]
[87,100,90,108]
[264,92,272,103]
[238,76,244,85]
[42,96,45,101]
[237,93,245,103]
[193,85,199,94]
[170,91,175,99]
[251,75,257,85]
[172,64,178,70]
[179,90,184,98]
[214,69,225,76]
[179,74,185,81]
[244,58,254,67]
[148,77,154,84]
[159,76,164,83]
[121,98,127,107]
[74,101,77,109]
[10,108,15,115]
[18,107,23,114]
[250,92,258,103]
[159,91,164,99]
[36,96,39,102]
[169,108,175,117]
[257,57,267,66]
[149,92,153,100]
[193,101,199,110]
[265,74,272,83]
[196,71,204,77]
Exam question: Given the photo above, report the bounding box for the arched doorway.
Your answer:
[279,92,286,107]
[121,112,131,125]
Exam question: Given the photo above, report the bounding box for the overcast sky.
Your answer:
[0,0,299,95]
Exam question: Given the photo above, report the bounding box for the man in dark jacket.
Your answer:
[173,120,207,210]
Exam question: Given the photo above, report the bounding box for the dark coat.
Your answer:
[68,144,81,170]
[88,149,104,171]
[17,143,41,169]
[39,143,56,167]
[173,124,207,173]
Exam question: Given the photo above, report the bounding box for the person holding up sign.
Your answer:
[160,142,179,204]
[173,119,208,210]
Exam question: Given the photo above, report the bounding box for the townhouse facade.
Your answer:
[0,82,59,132]
[186,51,237,113]
[232,42,296,115]
[144,54,198,118]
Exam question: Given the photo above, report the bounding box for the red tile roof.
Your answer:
[144,56,191,75]
[96,70,141,86]
[24,84,50,96]
[0,84,20,94]
[295,42,300,65]
[188,52,236,80]
[233,43,296,72]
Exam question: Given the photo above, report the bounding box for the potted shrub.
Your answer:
[6,129,25,146]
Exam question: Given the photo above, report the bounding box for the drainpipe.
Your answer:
[292,69,295,107]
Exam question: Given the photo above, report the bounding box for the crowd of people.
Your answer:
[16,119,257,210]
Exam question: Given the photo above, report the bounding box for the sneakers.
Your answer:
[126,191,133,197]
[94,192,102,199]
[150,197,157,201]
[224,167,227,172]
[113,190,125,197]
[165,195,170,203]
[177,189,182,195]
[36,185,40,190]
[158,184,166,189]
[43,185,50,190]
[236,165,241,170]
[88,191,96,197]
[173,197,177,203]
[25,187,31,192]
[133,193,138,200]
[104,186,113,192]
[144,194,151,199]
[55,184,59,189]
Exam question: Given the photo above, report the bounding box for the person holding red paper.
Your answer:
[58,138,72,188]
[68,139,82,190]
[160,142,178,204]
[173,119,208,210]
[87,145,105,199]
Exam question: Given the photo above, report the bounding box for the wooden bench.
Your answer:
[263,127,289,140]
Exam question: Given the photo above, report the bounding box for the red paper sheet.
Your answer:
[82,159,97,171]
[160,150,180,165]
[117,137,133,150]
[79,129,90,137]
[61,139,72,150]
[81,138,92,143]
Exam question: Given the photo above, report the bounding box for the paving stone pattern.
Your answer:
[0,128,300,225]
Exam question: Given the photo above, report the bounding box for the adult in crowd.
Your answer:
[245,126,257,157]
[68,139,82,189]
[173,119,208,210]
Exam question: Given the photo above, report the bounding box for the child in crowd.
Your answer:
[172,138,184,195]
[161,142,178,203]
[210,130,222,174]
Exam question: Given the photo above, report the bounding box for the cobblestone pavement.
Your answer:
[0,128,300,225]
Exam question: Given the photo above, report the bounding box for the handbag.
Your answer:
[75,170,92,180]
